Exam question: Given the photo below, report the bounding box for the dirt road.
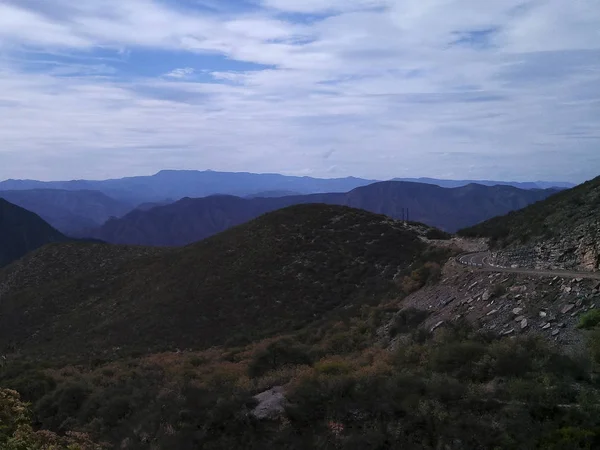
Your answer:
[458,252,600,281]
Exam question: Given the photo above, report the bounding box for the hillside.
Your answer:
[0,189,133,236]
[0,199,70,267]
[88,181,557,246]
[0,204,445,360]
[459,175,600,271]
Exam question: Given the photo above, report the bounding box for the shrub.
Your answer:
[248,338,313,378]
[578,310,600,330]
[389,308,431,336]
[425,229,452,240]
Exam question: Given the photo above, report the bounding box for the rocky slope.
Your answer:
[460,176,600,272]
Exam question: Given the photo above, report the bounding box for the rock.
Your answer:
[515,294,522,300]
[576,277,583,282]
[482,291,491,302]
[542,323,551,330]
[520,319,528,329]
[512,307,524,315]
[486,309,498,316]
[558,322,565,328]
[431,321,445,332]
[561,304,575,314]
[501,328,515,336]
[539,311,547,318]
[514,315,525,322]
[564,286,573,294]
[251,387,288,420]
[552,329,560,337]
[576,299,583,307]
[468,281,479,291]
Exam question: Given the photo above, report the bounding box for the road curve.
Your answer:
[458,252,600,281]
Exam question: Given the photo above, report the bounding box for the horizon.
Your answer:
[1,0,599,182]
[0,168,580,185]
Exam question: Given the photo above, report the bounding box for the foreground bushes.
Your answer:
[4,320,600,449]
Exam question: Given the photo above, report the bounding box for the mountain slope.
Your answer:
[0,189,133,235]
[0,204,443,360]
[459,175,600,271]
[0,199,70,267]
[89,181,557,246]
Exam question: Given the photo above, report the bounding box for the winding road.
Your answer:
[458,252,600,281]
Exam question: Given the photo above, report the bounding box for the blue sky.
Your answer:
[0,0,599,182]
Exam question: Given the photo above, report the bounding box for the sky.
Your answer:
[0,0,599,183]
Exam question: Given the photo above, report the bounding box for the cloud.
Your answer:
[0,0,598,183]
[164,68,195,79]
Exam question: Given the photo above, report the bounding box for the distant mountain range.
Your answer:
[0,189,132,236]
[0,198,70,267]
[0,170,573,205]
[89,181,558,246]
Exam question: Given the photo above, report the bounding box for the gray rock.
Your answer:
[561,304,575,314]
[552,329,560,337]
[512,307,524,315]
[501,328,515,336]
[539,311,547,318]
[486,309,498,316]
[542,323,551,330]
[251,387,288,420]
[520,319,528,329]
[431,321,445,332]
[514,315,525,322]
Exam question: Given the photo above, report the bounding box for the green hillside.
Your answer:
[0,204,447,361]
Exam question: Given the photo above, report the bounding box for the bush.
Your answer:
[578,310,600,330]
[425,229,452,240]
[390,308,431,336]
[248,338,313,378]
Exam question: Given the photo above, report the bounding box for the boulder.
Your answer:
[251,387,288,420]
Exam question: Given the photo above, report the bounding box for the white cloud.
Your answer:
[164,68,195,79]
[0,0,598,183]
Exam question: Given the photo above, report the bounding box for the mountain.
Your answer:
[459,175,600,271]
[0,170,571,204]
[0,198,70,267]
[0,189,133,236]
[0,170,378,204]
[393,177,574,190]
[245,190,303,198]
[89,181,558,246]
[0,204,440,360]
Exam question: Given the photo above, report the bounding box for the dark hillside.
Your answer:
[0,204,445,360]
[0,199,70,267]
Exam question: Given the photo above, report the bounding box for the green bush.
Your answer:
[578,310,600,330]
[248,338,313,378]
[390,308,431,336]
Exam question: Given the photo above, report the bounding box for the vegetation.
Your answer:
[2,319,600,449]
[0,205,447,361]
[458,176,600,248]
[0,388,102,449]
